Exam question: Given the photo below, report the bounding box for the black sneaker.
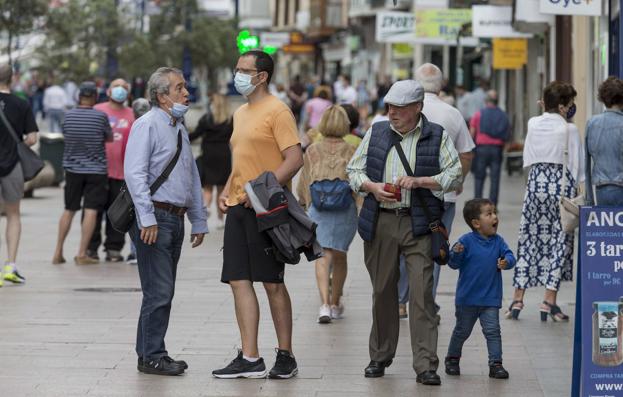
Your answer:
[105,250,124,262]
[268,349,298,379]
[489,362,509,379]
[140,356,185,376]
[126,253,138,265]
[138,356,187,372]
[444,357,460,376]
[212,351,267,379]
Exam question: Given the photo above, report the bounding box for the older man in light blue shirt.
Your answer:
[125,67,208,376]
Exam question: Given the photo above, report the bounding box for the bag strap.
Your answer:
[149,130,182,195]
[561,122,570,199]
[392,141,437,225]
[0,103,23,145]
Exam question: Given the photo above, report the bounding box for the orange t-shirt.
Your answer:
[227,95,300,206]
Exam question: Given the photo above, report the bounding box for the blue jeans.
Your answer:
[473,145,504,205]
[129,208,185,360]
[398,202,456,307]
[596,185,623,206]
[447,305,502,365]
[47,109,64,133]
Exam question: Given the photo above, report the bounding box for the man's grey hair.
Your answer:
[415,63,443,94]
[147,67,183,106]
[132,97,151,118]
[0,64,12,86]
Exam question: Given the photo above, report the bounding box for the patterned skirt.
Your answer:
[513,163,576,291]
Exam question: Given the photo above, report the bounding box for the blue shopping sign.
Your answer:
[573,207,623,397]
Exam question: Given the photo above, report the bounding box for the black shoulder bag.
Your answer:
[107,131,182,233]
[0,104,44,181]
[392,142,450,265]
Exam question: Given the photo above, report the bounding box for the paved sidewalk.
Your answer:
[0,172,574,396]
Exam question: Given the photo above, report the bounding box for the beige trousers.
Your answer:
[363,211,439,374]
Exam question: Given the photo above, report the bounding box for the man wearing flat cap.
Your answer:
[347,80,462,385]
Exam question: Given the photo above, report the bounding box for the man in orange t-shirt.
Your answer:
[213,51,303,380]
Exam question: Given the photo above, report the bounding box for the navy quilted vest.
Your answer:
[358,116,444,242]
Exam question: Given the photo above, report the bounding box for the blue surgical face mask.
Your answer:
[234,72,258,97]
[166,95,189,119]
[110,86,128,103]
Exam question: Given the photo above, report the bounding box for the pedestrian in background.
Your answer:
[287,75,307,124]
[393,63,474,318]
[297,105,357,324]
[0,64,39,285]
[52,82,112,265]
[347,80,462,385]
[445,198,515,380]
[213,51,302,380]
[585,76,623,206]
[125,67,208,376]
[507,81,584,322]
[337,75,357,106]
[470,90,510,205]
[87,78,135,262]
[189,93,233,229]
[303,85,332,132]
[43,81,67,133]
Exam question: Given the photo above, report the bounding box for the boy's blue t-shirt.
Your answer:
[448,232,517,308]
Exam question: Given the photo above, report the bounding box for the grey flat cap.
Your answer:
[383,80,424,106]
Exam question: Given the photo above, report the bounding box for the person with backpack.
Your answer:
[470,90,510,205]
[296,105,357,324]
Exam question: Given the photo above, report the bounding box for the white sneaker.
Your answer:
[330,304,344,319]
[318,304,331,324]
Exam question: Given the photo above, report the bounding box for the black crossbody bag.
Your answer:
[0,105,44,181]
[107,131,182,233]
[392,142,449,265]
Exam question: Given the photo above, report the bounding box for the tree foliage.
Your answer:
[0,0,47,65]
[36,0,239,85]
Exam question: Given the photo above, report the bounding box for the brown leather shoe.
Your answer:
[74,255,99,265]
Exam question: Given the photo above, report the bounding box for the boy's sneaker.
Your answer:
[268,349,298,379]
[126,253,138,265]
[212,351,267,379]
[444,357,461,376]
[3,264,25,284]
[489,362,509,379]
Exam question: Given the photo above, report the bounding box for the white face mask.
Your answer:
[234,72,258,97]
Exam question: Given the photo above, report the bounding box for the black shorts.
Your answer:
[64,171,108,211]
[221,205,285,284]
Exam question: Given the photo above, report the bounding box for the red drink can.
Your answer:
[384,183,402,201]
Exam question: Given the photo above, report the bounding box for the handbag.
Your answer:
[0,105,44,181]
[309,178,353,211]
[393,142,450,265]
[107,131,182,233]
[559,124,584,234]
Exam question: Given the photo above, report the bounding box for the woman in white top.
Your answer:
[506,81,584,322]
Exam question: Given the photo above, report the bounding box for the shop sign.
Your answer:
[539,0,603,16]
[259,32,290,48]
[392,43,413,59]
[472,5,532,38]
[282,44,315,54]
[376,11,415,43]
[515,0,555,24]
[573,207,623,397]
[492,38,527,69]
[415,9,472,41]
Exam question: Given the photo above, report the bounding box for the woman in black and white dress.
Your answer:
[506,81,584,322]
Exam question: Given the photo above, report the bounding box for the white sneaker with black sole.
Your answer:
[318,304,331,324]
[268,349,298,379]
[212,351,267,379]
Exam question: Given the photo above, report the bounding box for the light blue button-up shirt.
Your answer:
[124,107,208,234]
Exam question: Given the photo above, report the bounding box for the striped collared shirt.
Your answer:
[346,118,462,208]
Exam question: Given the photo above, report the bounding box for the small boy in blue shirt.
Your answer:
[444,198,516,379]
